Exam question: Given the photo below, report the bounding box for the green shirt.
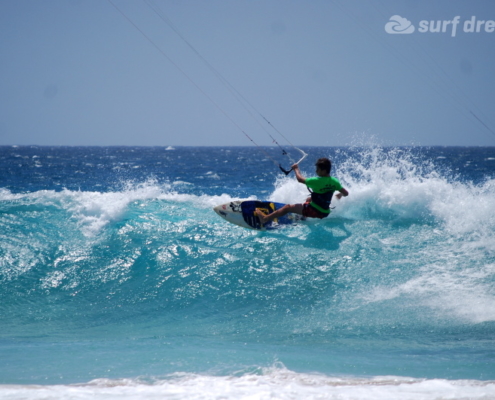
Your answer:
[305,176,343,213]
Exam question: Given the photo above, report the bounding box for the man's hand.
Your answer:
[336,188,349,200]
[292,163,306,183]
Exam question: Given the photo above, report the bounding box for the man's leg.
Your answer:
[255,203,303,224]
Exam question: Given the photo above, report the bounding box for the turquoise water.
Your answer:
[1,146,495,399]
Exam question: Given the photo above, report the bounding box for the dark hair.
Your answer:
[315,157,331,174]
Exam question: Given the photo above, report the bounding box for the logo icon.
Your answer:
[385,15,415,34]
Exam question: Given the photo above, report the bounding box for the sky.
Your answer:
[1,0,494,147]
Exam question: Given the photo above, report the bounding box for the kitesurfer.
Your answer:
[255,157,349,224]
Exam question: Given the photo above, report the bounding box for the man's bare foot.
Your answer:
[254,208,268,224]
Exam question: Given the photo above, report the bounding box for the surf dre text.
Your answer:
[385,15,495,37]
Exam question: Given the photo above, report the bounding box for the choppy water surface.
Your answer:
[1,145,494,399]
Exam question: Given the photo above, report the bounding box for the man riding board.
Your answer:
[255,157,349,224]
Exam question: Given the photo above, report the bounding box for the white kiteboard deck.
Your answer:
[213,200,303,231]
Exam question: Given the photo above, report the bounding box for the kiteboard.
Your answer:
[213,200,303,231]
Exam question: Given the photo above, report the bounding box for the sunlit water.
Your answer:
[1,146,494,399]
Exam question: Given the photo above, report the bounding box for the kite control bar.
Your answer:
[279,147,308,175]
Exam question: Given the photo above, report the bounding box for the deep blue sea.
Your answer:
[1,145,495,399]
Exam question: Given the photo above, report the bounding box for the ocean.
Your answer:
[1,145,494,399]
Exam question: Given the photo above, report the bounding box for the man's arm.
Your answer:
[335,187,349,200]
[292,164,306,183]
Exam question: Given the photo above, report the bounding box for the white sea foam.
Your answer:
[0,181,231,237]
[363,260,495,324]
[276,148,495,324]
[267,149,495,240]
[1,368,494,400]
[270,176,309,204]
